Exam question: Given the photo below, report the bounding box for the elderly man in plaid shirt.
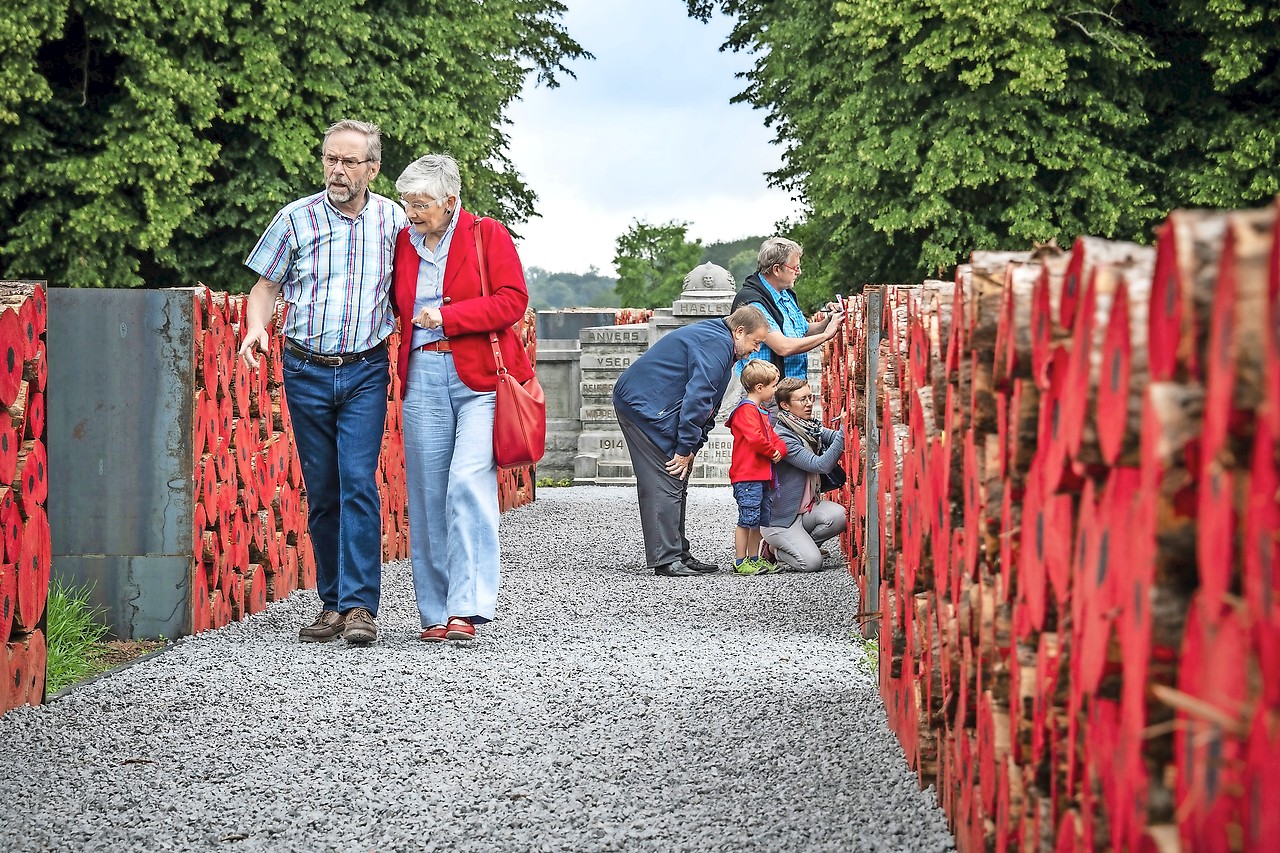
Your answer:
[238,119,406,646]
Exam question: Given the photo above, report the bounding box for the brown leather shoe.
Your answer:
[343,607,378,645]
[298,609,344,643]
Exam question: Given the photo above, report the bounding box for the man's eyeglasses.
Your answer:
[399,198,444,212]
[780,262,802,274]
[790,393,814,404]
[323,154,374,170]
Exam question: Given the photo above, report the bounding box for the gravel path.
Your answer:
[1,487,954,852]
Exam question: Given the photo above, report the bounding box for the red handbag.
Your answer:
[475,220,546,469]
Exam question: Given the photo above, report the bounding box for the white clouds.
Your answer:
[504,0,803,275]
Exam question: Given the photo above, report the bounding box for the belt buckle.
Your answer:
[318,352,344,367]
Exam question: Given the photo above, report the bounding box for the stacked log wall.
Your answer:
[3,286,535,713]
[826,201,1280,851]
[0,283,49,714]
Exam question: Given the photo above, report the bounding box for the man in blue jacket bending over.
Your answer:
[613,304,771,577]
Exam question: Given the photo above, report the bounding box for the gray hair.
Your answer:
[396,154,462,200]
[757,236,803,274]
[726,304,769,335]
[323,119,382,162]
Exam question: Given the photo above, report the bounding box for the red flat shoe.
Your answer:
[420,625,448,642]
[445,617,476,641]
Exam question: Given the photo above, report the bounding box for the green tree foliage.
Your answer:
[700,235,765,285]
[0,0,588,289]
[687,0,1280,299]
[612,219,702,309]
[525,266,618,309]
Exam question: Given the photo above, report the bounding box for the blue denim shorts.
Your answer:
[733,481,773,528]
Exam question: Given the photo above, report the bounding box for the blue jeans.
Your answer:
[402,351,499,628]
[282,344,389,615]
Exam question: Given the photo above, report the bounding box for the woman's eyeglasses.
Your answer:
[399,198,444,212]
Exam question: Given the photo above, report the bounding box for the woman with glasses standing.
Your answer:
[761,377,847,573]
[389,153,534,642]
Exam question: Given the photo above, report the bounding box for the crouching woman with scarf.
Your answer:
[761,377,847,572]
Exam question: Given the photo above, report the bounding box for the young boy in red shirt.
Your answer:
[726,360,788,574]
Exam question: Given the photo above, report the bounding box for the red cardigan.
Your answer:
[726,400,788,482]
[390,210,533,395]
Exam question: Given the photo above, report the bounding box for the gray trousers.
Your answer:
[617,412,691,570]
[761,500,847,572]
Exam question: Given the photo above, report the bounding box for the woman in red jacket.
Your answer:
[390,154,533,642]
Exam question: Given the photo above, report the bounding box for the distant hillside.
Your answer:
[701,236,766,285]
[525,266,619,310]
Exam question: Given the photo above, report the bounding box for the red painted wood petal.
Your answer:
[1019,474,1047,633]
[16,297,37,363]
[245,564,267,616]
[233,417,255,488]
[218,321,235,403]
[1055,810,1081,853]
[0,309,23,407]
[1201,220,1239,470]
[232,351,251,419]
[20,628,45,706]
[1060,266,1098,464]
[15,505,50,629]
[0,419,17,487]
[1176,597,1247,853]
[1243,417,1280,624]
[27,284,46,338]
[1119,497,1156,737]
[217,394,233,441]
[31,338,46,393]
[1148,218,1183,383]
[0,489,20,565]
[963,429,981,582]
[1097,279,1133,465]
[24,388,44,442]
[1196,463,1235,615]
[1043,493,1074,612]
[1245,705,1280,851]
[18,439,48,511]
[0,561,14,643]
[1000,485,1017,607]
[201,319,220,394]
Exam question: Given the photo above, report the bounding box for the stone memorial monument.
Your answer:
[574,263,738,485]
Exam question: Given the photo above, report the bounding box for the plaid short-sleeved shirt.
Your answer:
[245,190,406,354]
[734,286,810,380]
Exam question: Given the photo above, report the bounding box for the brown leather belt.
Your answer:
[283,338,386,367]
[418,339,452,353]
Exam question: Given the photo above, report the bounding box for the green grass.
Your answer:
[44,580,110,694]
[535,477,573,487]
[854,634,880,676]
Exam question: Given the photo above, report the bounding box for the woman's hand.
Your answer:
[413,307,444,330]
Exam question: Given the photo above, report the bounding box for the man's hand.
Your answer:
[823,310,845,338]
[771,449,783,462]
[239,327,270,369]
[664,452,694,479]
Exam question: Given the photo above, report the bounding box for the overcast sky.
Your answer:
[504,0,804,276]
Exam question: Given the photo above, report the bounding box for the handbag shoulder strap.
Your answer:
[473,217,508,376]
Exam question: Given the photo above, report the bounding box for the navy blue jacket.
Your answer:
[613,318,736,457]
